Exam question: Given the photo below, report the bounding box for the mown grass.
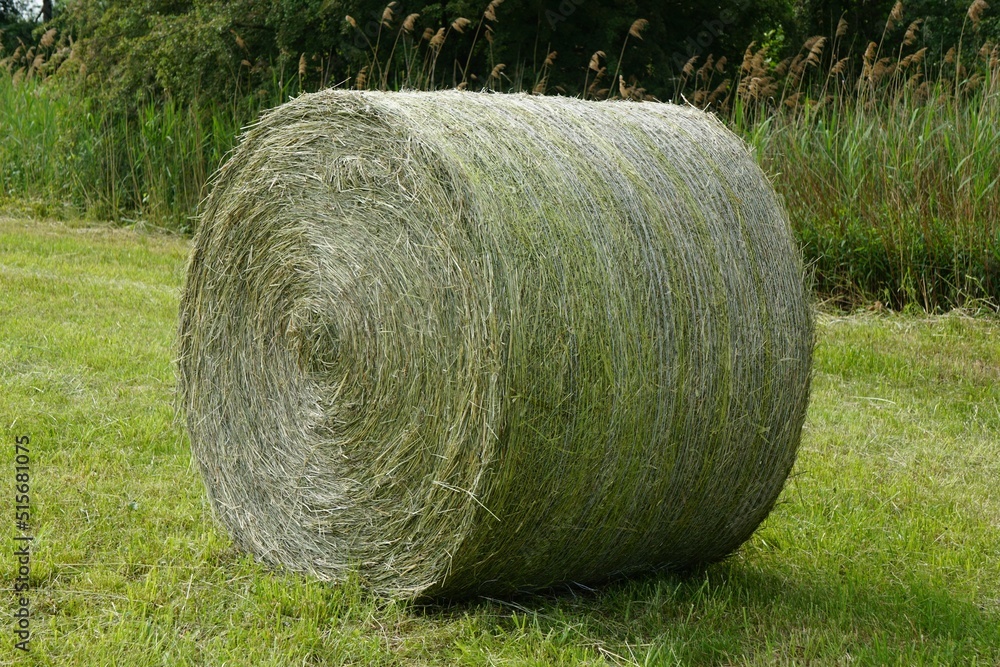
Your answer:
[1,217,997,665]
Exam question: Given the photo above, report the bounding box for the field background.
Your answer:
[3,0,1000,662]
[1,217,997,665]
[3,0,1000,311]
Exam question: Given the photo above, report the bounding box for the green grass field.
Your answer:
[1,216,998,666]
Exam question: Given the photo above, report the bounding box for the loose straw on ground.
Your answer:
[178,90,812,599]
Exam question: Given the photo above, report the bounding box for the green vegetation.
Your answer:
[0,72,261,229]
[726,32,1000,309]
[49,0,799,106]
[761,92,1000,310]
[2,2,996,662]
[1,217,998,664]
[3,1,999,309]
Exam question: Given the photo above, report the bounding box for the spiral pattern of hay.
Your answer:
[178,90,812,599]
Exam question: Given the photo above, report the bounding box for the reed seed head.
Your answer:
[40,28,56,49]
[888,1,904,30]
[968,0,989,26]
[682,55,698,76]
[589,51,606,72]
[382,2,397,27]
[629,18,649,40]
[430,27,447,49]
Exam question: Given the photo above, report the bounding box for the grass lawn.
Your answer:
[1,216,998,666]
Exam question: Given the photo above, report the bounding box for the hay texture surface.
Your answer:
[179,90,812,599]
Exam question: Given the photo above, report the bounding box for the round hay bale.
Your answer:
[178,90,812,599]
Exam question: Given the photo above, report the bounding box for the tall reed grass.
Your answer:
[761,89,1000,310]
[671,1,1000,309]
[0,69,292,230]
[1,1,998,309]
[659,0,999,309]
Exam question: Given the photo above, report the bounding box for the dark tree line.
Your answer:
[6,0,997,108]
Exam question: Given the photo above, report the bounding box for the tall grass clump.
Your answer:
[676,1,1000,310]
[761,85,1000,310]
[0,72,72,201]
[0,81,271,229]
[0,33,302,230]
[0,72,236,228]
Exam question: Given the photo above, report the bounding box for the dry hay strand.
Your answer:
[178,90,813,600]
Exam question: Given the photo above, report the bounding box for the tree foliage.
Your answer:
[52,0,801,107]
[794,0,1000,57]
[0,0,35,52]
[0,0,26,22]
[39,0,1000,110]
